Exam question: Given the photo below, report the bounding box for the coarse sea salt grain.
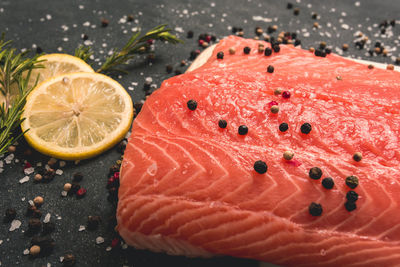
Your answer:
[23,249,29,255]
[55,169,63,175]
[44,213,51,223]
[24,167,34,175]
[61,191,68,197]
[106,246,112,251]
[9,220,22,231]
[96,237,105,244]
[79,225,86,231]
[5,153,14,164]
[19,176,30,184]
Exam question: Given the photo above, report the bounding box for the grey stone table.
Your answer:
[0,0,398,266]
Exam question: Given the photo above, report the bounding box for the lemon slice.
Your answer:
[21,72,134,160]
[1,53,94,106]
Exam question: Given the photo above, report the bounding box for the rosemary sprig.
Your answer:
[0,39,42,155]
[96,24,182,74]
[74,45,93,63]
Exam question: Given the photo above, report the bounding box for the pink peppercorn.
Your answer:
[199,39,204,46]
[113,172,120,179]
[111,238,120,248]
[24,162,32,169]
[76,188,87,197]
[282,91,291,99]
[146,39,154,45]
[268,101,278,108]
[205,35,212,42]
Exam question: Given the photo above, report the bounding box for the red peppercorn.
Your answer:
[198,39,204,46]
[205,35,212,42]
[24,162,32,169]
[76,188,87,197]
[282,91,291,99]
[111,238,120,248]
[147,39,154,45]
[107,177,115,186]
[268,101,278,108]
[113,172,120,179]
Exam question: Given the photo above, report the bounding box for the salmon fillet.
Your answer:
[117,35,400,266]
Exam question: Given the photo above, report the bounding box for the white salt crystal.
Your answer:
[23,249,29,255]
[59,161,66,167]
[79,225,86,232]
[61,191,68,197]
[19,176,30,184]
[96,236,104,244]
[83,21,90,27]
[55,169,63,175]
[9,220,21,231]
[79,5,84,9]
[24,167,34,175]
[5,153,14,164]
[105,246,112,251]
[43,213,51,223]
[46,14,52,20]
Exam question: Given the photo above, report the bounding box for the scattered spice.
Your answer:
[270,105,279,114]
[73,172,84,182]
[346,191,359,202]
[319,42,327,49]
[187,30,194,38]
[187,100,197,111]
[313,22,319,28]
[229,47,236,54]
[309,167,322,180]
[300,123,312,134]
[346,175,359,189]
[216,51,224,59]
[287,3,293,9]
[325,48,332,54]
[267,65,274,73]
[342,44,349,51]
[29,245,41,256]
[315,49,326,57]
[7,145,16,153]
[273,44,280,52]
[63,183,72,192]
[353,152,362,162]
[33,196,44,206]
[309,202,322,216]
[255,27,263,36]
[322,177,334,189]
[258,43,264,53]
[218,119,227,129]
[34,174,42,182]
[127,14,134,22]
[279,122,289,132]
[243,46,251,54]
[311,13,318,19]
[76,188,87,198]
[202,41,209,48]
[368,64,374,69]
[387,64,395,70]
[264,47,272,56]
[282,91,291,99]
[336,76,342,80]
[166,65,173,73]
[62,253,76,266]
[100,18,109,27]
[69,182,81,195]
[283,151,294,160]
[345,201,357,212]
[238,125,248,135]
[274,88,282,95]
[254,160,268,174]
[309,47,315,53]
[293,8,300,15]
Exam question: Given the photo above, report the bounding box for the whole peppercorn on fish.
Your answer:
[117,36,400,266]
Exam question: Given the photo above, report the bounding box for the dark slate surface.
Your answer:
[0,0,398,266]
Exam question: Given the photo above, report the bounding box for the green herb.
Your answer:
[0,36,42,154]
[96,24,182,74]
[74,45,93,63]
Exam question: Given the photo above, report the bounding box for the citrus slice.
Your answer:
[1,53,94,106]
[21,72,134,160]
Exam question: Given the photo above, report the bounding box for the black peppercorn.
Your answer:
[82,34,89,40]
[315,49,326,57]
[287,3,293,9]
[43,169,55,183]
[300,123,312,134]
[101,18,109,27]
[218,120,227,129]
[63,253,76,266]
[187,99,197,111]
[175,69,182,75]
[69,182,81,195]
[279,123,289,132]
[345,201,357,212]
[254,160,268,174]
[42,222,56,234]
[87,216,102,231]
[346,191,358,202]
[238,125,248,135]
[127,15,134,22]
[293,8,300,15]
[273,44,280,52]
[4,208,16,223]
[311,13,318,19]
[309,202,322,216]
[309,167,322,180]
[109,164,120,175]
[217,51,224,59]
[322,177,334,189]
[353,152,362,162]
[264,47,272,56]
[36,46,43,54]
[73,172,83,182]
[346,176,359,189]
[294,39,301,46]
[190,50,200,60]
[325,48,332,54]
[267,65,274,73]
[187,30,194,38]
[243,46,251,54]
